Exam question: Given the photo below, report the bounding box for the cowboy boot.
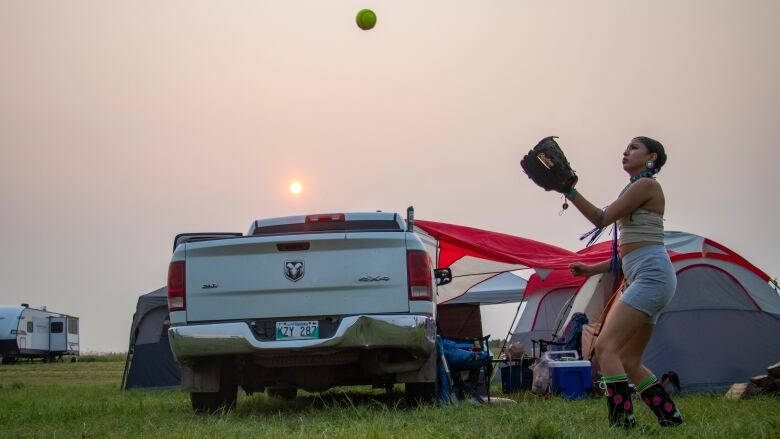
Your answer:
[638,375,683,427]
[601,374,636,428]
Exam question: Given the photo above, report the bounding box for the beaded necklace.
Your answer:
[630,168,659,182]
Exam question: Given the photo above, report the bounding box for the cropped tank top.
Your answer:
[616,181,665,246]
[618,208,664,245]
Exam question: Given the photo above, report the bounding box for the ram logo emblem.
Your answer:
[284,261,305,282]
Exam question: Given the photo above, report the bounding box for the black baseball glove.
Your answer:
[520,136,578,193]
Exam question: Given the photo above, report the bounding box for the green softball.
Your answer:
[356,9,377,30]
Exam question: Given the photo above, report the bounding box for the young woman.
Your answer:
[566,137,683,428]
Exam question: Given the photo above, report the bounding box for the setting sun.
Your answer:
[290,181,302,194]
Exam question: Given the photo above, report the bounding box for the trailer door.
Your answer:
[49,317,67,352]
[66,317,79,354]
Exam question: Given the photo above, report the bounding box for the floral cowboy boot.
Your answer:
[601,374,636,428]
[637,374,684,426]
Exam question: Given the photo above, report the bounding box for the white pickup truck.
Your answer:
[167,211,438,412]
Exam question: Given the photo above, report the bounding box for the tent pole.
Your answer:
[490,298,525,381]
[120,314,136,390]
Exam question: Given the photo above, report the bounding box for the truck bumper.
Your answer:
[169,314,436,361]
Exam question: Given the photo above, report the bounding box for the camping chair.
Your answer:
[531,313,589,359]
[530,338,568,359]
[441,335,493,403]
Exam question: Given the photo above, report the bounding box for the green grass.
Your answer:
[1,362,778,438]
[77,352,127,363]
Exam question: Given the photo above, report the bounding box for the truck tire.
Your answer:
[190,383,238,413]
[404,382,437,405]
[267,387,297,400]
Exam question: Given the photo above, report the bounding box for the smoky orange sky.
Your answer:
[1,1,778,351]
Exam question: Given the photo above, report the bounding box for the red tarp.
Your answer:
[416,220,576,268]
[415,219,612,270]
[414,220,610,303]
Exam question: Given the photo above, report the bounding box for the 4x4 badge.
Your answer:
[284,261,305,282]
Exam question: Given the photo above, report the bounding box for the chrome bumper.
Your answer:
[169,315,435,361]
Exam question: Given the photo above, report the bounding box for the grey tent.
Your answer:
[445,272,527,305]
[437,272,527,339]
[121,287,181,389]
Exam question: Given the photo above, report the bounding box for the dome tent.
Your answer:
[445,272,527,305]
[121,287,181,389]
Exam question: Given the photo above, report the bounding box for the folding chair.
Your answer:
[530,338,568,359]
[531,312,589,359]
[441,335,493,403]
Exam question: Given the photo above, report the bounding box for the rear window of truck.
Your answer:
[252,220,402,236]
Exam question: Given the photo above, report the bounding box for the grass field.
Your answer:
[1,360,778,438]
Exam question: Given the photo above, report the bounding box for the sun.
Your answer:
[289,181,302,194]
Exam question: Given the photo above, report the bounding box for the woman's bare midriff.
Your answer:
[620,241,662,259]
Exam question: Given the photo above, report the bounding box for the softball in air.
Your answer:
[356,9,377,30]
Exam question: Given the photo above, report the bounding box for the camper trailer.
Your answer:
[0,304,79,363]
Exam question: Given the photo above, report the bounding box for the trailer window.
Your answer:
[27,321,33,333]
[68,318,78,335]
[51,322,64,333]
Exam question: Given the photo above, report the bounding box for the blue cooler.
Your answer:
[545,351,592,400]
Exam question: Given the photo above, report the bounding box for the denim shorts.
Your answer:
[619,244,677,324]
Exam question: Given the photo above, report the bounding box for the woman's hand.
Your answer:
[569,262,592,277]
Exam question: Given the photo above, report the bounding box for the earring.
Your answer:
[646,160,655,169]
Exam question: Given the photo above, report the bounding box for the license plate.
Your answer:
[275,320,319,340]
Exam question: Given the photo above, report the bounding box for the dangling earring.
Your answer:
[646,160,655,169]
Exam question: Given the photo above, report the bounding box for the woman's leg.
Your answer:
[619,322,655,385]
[617,312,684,426]
[595,301,649,376]
[609,246,682,426]
[594,301,648,427]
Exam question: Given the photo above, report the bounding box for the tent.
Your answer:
[414,219,601,342]
[509,283,580,355]
[415,219,581,342]
[511,231,780,392]
[121,287,181,389]
[436,272,527,340]
[445,272,527,305]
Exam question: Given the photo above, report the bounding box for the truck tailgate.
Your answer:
[184,232,409,322]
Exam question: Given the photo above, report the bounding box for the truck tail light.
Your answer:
[407,250,433,301]
[167,261,186,312]
[305,213,345,223]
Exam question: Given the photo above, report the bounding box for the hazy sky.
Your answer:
[2,1,778,352]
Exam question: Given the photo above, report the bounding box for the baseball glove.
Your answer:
[520,136,578,193]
